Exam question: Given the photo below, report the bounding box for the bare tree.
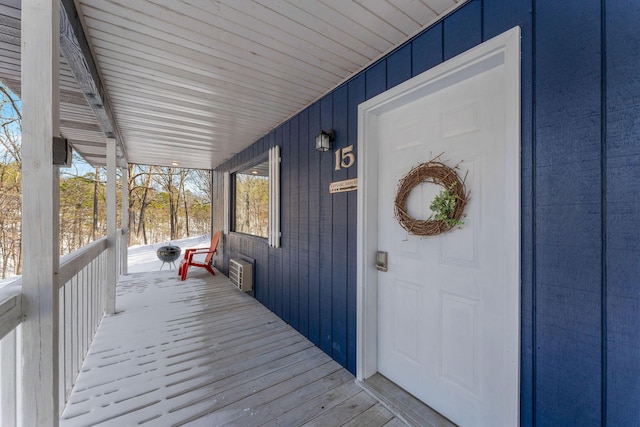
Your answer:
[0,80,213,273]
[0,83,22,277]
[191,169,212,204]
[0,83,21,165]
[93,167,100,240]
[129,165,155,245]
[155,167,193,241]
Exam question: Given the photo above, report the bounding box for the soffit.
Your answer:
[0,0,112,166]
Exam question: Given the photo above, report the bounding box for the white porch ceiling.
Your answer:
[0,0,117,166]
[76,0,466,169]
[1,0,467,169]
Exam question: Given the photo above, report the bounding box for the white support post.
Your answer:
[105,138,117,315]
[21,0,61,424]
[121,165,129,275]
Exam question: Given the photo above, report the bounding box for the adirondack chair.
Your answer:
[178,231,220,281]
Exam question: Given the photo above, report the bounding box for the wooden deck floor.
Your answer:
[60,269,404,427]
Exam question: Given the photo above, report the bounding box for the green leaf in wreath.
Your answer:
[428,182,464,227]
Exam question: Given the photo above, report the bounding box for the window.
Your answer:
[233,160,269,238]
[231,146,280,246]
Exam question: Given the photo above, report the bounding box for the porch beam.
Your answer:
[59,0,127,167]
[21,0,61,424]
[106,138,117,314]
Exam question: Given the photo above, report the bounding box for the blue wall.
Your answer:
[212,1,640,425]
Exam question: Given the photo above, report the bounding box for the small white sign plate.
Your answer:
[329,178,358,194]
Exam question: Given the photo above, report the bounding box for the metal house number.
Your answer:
[335,145,355,171]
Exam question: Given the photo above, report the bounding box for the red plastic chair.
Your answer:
[178,231,220,281]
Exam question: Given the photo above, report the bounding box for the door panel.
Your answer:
[376,63,514,426]
[440,291,479,393]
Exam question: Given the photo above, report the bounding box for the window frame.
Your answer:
[230,153,269,239]
[228,145,280,248]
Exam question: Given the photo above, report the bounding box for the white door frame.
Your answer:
[356,26,521,419]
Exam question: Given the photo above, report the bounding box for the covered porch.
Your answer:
[2,240,445,426]
[1,0,639,425]
[58,268,402,427]
[0,0,468,425]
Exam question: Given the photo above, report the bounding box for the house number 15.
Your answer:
[335,145,355,171]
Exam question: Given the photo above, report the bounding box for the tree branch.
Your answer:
[0,84,21,121]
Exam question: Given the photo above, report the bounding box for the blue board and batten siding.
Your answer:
[212,1,640,425]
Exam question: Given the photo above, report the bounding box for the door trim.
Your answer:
[356,26,521,423]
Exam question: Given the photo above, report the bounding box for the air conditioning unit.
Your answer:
[229,258,253,292]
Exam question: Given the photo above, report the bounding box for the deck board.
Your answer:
[60,269,404,426]
[342,405,396,427]
[300,392,376,426]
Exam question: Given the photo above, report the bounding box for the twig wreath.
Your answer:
[394,157,468,236]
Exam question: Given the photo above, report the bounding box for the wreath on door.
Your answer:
[394,158,468,236]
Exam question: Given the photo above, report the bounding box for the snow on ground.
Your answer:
[126,234,211,273]
[5,234,384,426]
[0,234,212,287]
[0,274,19,288]
[0,234,216,425]
[60,266,235,425]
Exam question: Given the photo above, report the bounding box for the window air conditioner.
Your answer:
[229,258,253,292]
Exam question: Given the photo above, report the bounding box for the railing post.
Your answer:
[106,138,117,315]
[21,0,61,424]
[1,329,17,426]
[121,166,129,275]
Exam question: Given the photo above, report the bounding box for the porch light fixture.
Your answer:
[315,130,335,152]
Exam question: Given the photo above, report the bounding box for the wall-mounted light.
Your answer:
[315,130,335,152]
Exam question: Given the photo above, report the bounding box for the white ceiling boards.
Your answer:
[0,0,467,169]
[72,0,466,169]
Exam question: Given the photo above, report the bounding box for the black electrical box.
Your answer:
[53,136,73,167]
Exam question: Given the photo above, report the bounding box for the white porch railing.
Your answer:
[0,278,21,426]
[0,230,124,425]
[58,236,109,409]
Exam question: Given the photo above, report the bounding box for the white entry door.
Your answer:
[358,28,520,427]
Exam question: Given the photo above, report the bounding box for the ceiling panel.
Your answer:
[1,0,467,169]
[0,1,111,167]
[76,0,466,169]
